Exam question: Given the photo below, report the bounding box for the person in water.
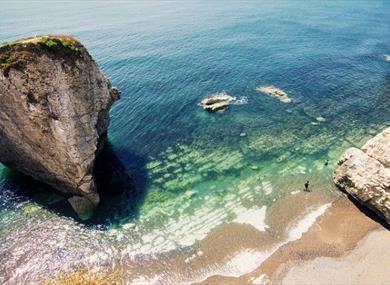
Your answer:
[325,159,329,166]
[304,180,310,192]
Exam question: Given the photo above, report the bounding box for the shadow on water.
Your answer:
[88,142,149,226]
[0,142,150,228]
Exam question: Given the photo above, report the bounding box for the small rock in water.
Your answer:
[68,196,95,221]
[185,190,196,198]
[122,223,136,230]
[256,85,292,103]
[22,204,41,214]
[240,132,247,137]
[250,165,259,170]
[316,116,326,122]
[108,228,119,235]
[385,55,390,62]
[199,92,235,112]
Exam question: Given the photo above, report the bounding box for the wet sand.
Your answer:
[197,196,388,285]
[279,230,390,285]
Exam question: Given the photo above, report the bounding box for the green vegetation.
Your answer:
[0,53,14,74]
[0,36,82,76]
[39,39,59,48]
[38,37,81,53]
[1,53,12,64]
[0,51,34,76]
[60,39,81,52]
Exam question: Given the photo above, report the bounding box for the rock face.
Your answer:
[0,35,120,217]
[199,92,234,112]
[334,128,390,224]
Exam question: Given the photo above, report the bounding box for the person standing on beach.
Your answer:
[304,180,310,192]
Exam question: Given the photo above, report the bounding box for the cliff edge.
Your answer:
[0,35,120,218]
[334,128,390,224]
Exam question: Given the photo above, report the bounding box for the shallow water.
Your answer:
[1,1,390,283]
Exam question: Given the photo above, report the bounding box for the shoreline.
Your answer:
[278,229,390,285]
[197,195,388,285]
[42,190,389,285]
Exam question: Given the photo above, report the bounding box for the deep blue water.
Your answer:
[1,1,390,283]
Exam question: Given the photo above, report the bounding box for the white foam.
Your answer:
[262,181,273,195]
[131,274,163,285]
[231,96,248,105]
[185,203,333,284]
[223,249,274,276]
[252,273,270,285]
[287,203,331,241]
[296,165,306,174]
[184,250,204,264]
[233,205,268,231]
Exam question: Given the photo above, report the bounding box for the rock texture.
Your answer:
[199,92,234,112]
[0,35,120,217]
[256,86,291,103]
[334,128,390,224]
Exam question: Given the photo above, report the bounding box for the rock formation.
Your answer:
[334,128,390,224]
[256,86,291,103]
[0,35,120,219]
[199,92,234,112]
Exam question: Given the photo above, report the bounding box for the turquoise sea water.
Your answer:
[1,1,390,283]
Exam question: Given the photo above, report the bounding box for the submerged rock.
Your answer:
[122,223,136,230]
[0,35,120,218]
[256,85,291,103]
[184,190,196,198]
[68,196,95,221]
[334,128,390,224]
[199,92,234,112]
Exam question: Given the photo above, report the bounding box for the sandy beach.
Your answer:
[43,189,390,285]
[279,230,390,285]
[198,195,389,285]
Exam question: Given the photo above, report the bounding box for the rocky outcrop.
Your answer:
[256,86,291,103]
[0,35,120,218]
[199,92,234,112]
[334,128,390,224]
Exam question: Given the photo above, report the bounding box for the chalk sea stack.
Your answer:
[334,127,390,224]
[0,35,120,219]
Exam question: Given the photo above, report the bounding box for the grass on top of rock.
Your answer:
[0,51,33,76]
[0,53,13,72]
[38,37,82,53]
[1,53,12,64]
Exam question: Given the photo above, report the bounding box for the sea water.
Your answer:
[1,1,390,283]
